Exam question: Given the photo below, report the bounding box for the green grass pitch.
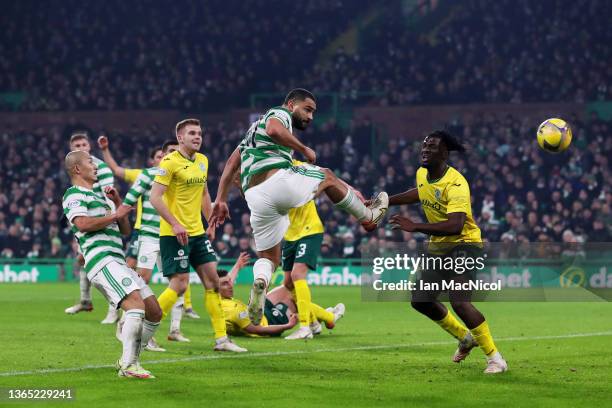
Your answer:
[1,283,611,407]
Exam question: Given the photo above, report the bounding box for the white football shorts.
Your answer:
[244,165,325,251]
[90,260,154,309]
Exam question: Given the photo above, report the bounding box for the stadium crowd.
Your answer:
[1,113,610,260]
[303,0,612,106]
[1,0,610,112]
[0,0,359,112]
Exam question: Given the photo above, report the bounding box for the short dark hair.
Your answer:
[217,269,229,278]
[69,132,89,144]
[161,139,178,153]
[175,118,200,135]
[149,147,162,160]
[428,130,466,153]
[284,88,316,105]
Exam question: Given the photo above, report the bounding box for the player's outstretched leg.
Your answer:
[65,269,94,314]
[317,168,388,231]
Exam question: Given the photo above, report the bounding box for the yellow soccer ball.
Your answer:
[536,118,572,153]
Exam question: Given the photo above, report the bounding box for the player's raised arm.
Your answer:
[266,118,316,163]
[150,181,188,246]
[98,135,127,179]
[388,188,420,206]
[228,252,251,286]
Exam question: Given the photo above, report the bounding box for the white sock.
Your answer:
[107,303,118,317]
[170,296,184,333]
[253,258,274,287]
[79,269,91,302]
[121,309,144,367]
[141,319,160,350]
[488,351,503,362]
[334,189,371,221]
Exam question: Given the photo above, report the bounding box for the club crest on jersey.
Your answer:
[434,189,441,200]
[178,249,185,256]
[122,278,132,286]
[180,259,189,269]
[199,163,206,172]
[67,200,80,209]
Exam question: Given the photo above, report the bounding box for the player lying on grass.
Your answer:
[386,130,507,374]
[62,150,161,379]
[219,253,345,337]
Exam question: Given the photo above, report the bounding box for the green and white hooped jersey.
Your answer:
[91,156,114,195]
[238,106,294,191]
[123,167,162,240]
[62,185,125,276]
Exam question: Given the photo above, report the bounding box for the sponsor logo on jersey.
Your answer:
[186,177,206,185]
[421,199,442,212]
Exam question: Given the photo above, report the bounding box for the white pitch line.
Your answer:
[2,331,612,378]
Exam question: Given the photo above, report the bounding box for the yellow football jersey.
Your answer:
[285,160,324,242]
[415,166,481,244]
[154,150,208,237]
[222,298,268,337]
[124,169,143,230]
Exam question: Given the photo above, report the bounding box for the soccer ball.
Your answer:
[536,118,572,153]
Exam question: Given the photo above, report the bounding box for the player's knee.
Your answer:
[449,301,471,316]
[291,264,308,281]
[148,302,163,322]
[322,167,336,181]
[123,291,145,310]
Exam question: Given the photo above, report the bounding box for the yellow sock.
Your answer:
[184,283,193,309]
[157,287,178,319]
[470,320,498,357]
[310,302,334,326]
[435,310,469,340]
[294,279,312,328]
[205,289,227,339]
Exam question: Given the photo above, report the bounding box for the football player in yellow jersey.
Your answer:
[219,252,342,337]
[282,160,346,339]
[387,130,507,374]
[99,136,200,320]
[219,253,297,337]
[150,118,246,352]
